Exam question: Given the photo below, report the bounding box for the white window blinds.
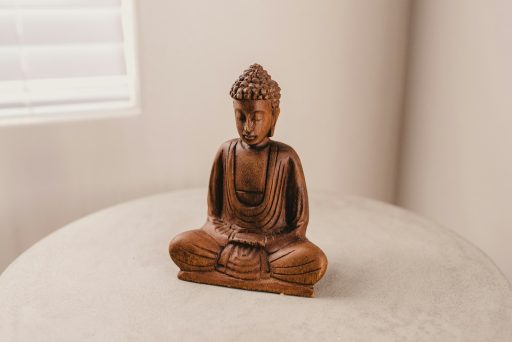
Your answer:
[0,0,139,121]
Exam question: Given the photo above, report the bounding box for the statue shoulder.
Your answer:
[215,138,238,155]
[271,140,301,161]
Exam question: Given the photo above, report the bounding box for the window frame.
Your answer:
[0,0,141,126]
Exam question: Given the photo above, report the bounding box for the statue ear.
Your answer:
[268,108,280,137]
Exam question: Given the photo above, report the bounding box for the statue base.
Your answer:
[178,271,314,297]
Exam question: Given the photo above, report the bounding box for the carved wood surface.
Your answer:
[169,64,328,296]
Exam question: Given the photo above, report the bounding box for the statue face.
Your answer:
[233,100,278,147]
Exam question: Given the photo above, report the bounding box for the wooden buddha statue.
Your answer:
[169,64,327,297]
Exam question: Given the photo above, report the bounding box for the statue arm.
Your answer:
[207,146,224,219]
[266,151,309,250]
[288,151,309,239]
[203,145,232,245]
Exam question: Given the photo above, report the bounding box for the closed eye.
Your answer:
[236,111,246,121]
[254,113,264,121]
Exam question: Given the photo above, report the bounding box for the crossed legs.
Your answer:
[169,229,327,286]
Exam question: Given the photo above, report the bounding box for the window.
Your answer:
[0,0,140,123]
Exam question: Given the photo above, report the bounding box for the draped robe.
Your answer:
[208,138,308,244]
[170,139,327,285]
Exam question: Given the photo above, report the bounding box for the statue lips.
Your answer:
[243,134,256,141]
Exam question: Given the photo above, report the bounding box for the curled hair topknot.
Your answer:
[230,63,281,110]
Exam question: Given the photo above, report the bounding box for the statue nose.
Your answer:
[244,119,254,133]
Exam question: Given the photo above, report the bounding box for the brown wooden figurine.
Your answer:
[169,64,327,297]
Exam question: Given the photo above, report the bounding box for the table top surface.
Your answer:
[1,189,511,342]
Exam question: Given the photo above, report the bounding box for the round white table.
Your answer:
[1,189,511,341]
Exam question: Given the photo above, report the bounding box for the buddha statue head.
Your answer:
[230,64,281,147]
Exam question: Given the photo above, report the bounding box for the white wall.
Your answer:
[398,0,512,281]
[0,0,411,271]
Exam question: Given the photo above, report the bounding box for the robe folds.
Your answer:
[170,139,327,285]
[207,138,309,241]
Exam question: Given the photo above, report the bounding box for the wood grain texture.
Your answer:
[169,64,327,296]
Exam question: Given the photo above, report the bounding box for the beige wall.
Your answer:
[398,0,512,281]
[0,0,411,271]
